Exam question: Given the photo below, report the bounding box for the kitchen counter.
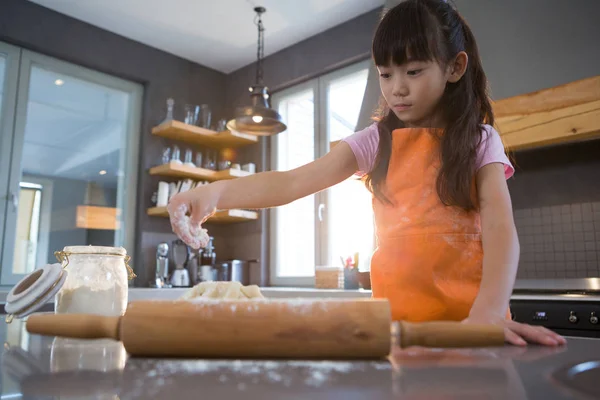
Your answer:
[4,285,596,305]
[0,287,373,304]
[1,318,598,399]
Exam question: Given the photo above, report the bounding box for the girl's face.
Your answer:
[377,53,467,128]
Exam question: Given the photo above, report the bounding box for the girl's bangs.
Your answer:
[372,3,441,67]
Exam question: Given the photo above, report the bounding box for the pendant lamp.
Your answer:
[226,7,287,136]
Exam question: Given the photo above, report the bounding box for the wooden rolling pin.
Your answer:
[26,299,505,359]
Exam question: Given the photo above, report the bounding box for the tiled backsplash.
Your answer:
[514,202,600,279]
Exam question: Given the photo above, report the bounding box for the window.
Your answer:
[0,43,142,285]
[270,61,373,286]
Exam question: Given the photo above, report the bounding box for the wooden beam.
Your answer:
[500,105,600,150]
[492,75,600,118]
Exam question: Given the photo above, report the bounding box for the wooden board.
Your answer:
[493,75,600,118]
[493,75,600,150]
[76,206,120,230]
[498,103,600,150]
[149,162,253,181]
[147,207,258,223]
[152,120,259,149]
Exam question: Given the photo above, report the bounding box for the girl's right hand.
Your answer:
[167,183,221,249]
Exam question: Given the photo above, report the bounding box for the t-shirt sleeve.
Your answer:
[476,125,515,179]
[341,123,380,175]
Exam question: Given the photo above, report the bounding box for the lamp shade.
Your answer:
[226,85,286,136]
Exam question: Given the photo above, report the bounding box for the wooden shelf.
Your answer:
[149,162,253,181]
[147,207,258,223]
[494,75,600,150]
[152,120,258,149]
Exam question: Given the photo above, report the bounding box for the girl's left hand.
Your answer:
[462,315,567,347]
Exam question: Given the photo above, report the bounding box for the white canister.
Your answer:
[242,163,256,174]
[54,246,135,316]
[157,181,169,207]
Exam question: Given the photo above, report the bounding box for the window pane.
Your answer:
[326,68,374,270]
[12,64,132,274]
[329,179,374,270]
[0,54,5,111]
[275,89,315,277]
[327,68,369,142]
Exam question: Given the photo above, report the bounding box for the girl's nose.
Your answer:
[392,78,409,97]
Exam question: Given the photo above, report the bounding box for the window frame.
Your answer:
[0,41,22,283]
[0,47,143,286]
[269,60,371,286]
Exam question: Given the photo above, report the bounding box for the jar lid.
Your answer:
[57,246,136,281]
[62,245,127,256]
[4,263,67,322]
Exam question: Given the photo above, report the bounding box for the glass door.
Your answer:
[0,42,21,278]
[0,48,142,286]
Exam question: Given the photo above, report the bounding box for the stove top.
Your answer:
[513,278,600,293]
[510,278,600,338]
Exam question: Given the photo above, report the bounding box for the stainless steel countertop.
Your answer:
[1,317,598,399]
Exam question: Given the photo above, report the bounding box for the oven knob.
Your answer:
[568,311,578,324]
[590,312,599,325]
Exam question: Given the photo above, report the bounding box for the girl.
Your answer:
[168,0,565,347]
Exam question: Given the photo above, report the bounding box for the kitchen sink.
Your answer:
[552,360,600,399]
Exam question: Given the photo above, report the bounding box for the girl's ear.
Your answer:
[447,51,468,83]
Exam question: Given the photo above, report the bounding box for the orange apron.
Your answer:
[370,127,484,322]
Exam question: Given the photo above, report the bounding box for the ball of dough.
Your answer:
[180,281,264,301]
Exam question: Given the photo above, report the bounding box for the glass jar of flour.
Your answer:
[54,246,135,316]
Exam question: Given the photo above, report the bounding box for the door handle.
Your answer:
[9,191,18,211]
[318,203,325,222]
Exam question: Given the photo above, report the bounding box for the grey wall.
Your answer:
[510,140,600,279]
[455,0,600,100]
[0,0,228,286]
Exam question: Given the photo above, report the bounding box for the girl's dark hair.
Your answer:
[365,0,494,211]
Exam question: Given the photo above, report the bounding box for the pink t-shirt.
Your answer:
[342,123,515,179]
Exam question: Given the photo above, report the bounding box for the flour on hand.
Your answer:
[180,281,265,301]
[169,203,210,249]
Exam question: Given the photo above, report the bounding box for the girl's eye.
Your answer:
[379,73,391,79]
[407,69,423,76]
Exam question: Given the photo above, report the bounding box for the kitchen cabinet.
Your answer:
[494,75,600,150]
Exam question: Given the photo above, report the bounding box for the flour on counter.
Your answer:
[134,359,390,388]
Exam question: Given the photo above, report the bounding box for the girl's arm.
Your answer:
[471,162,519,317]
[168,142,359,245]
[214,141,358,210]
[468,163,565,346]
